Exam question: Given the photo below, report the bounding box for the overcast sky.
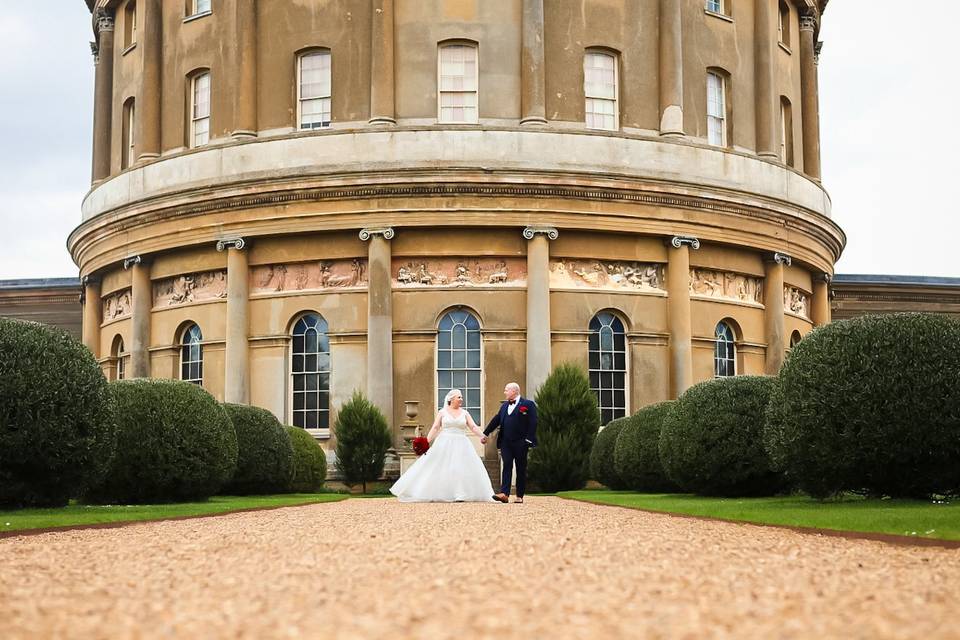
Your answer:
[0,2,956,280]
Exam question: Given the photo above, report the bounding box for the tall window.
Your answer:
[191,0,211,16]
[112,336,126,381]
[437,310,481,421]
[298,51,332,130]
[714,322,736,377]
[706,0,724,14]
[123,1,137,49]
[584,51,618,130]
[438,43,478,124]
[589,312,627,424]
[707,71,727,147]
[121,98,135,170]
[780,97,794,166]
[291,314,331,431]
[779,1,791,47]
[180,324,203,385]
[190,72,211,147]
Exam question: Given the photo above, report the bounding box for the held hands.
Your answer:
[480,436,488,444]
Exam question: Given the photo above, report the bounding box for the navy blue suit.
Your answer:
[483,397,538,497]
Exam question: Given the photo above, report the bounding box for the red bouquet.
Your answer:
[412,437,430,456]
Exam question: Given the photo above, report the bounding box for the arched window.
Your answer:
[111,335,126,381]
[437,309,481,420]
[291,314,331,430]
[180,323,203,385]
[707,70,729,147]
[584,50,618,130]
[121,98,135,170]
[780,96,794,166]
[298,50,332,130]
[190,71,211,147]
[714,321,736,377]
[589,312,626,424]
[790,330,803,349]
[438,42,478,123]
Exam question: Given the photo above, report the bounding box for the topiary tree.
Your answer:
[528,363,601,492]
[589,417,630,489]
[223,404,294,495]
[659,376,783,497]
[613,401,678,493]
[285,425,328,493]
[0,319,117,508]
[764,314,960,499]
[334,392,391,493]
[86,379,237,504]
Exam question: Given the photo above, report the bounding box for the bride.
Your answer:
[390,389,495,502]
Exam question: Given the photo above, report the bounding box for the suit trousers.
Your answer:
[500,439,529,497]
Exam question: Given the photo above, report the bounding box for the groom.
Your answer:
[481,382,538,504]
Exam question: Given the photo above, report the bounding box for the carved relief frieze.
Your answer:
[251,259,367,294]
[153,270,228,307]
[784,286,811,319]
[550,259,665,292]
[689,269,763,305]
[102,288,132,322]
[394,258,526,287]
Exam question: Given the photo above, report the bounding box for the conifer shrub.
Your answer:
[334,392,392,493]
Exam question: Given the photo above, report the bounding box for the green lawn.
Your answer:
[558,490,960,541]
[0,493,347,534]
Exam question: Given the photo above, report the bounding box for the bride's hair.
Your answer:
[443,389,462,407]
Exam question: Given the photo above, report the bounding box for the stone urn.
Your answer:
[400,401,421,448]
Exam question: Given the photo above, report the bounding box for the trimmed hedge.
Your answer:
[764,314,960,499]
[285,426,328,493]
[86,380,237,504]
[0,319,117,508]
[660,376,783,497]
[613,402,678,492]
[223,404,294,495]
[334,392,392,493]
[529,363,601,492]
[589,417,630,489]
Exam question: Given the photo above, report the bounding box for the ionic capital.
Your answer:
[359,227,395,241]
[800,15,817,32]
[814,272,833,284]
[522,226,559,241]
[216,237,247,251]
[122,255,142,270]
[669,236,701,250]
[771,252,793,266]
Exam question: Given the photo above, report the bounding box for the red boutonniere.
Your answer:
[412,437,429,456]
[519,405,529,415]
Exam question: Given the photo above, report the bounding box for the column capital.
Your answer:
[359,227,395,241]
[800,15,817,32]
[669,235,700,250]
[81,275,101,287]
[95,10,115,34]
[216,237,247,251]
[814,272,833,284]
[522,226,559,240]
[769,252,793,266]
[123,255,142,270]
[90,41,99,61]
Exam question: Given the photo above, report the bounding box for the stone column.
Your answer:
[811,273,832,327]
[232,0,258,139]
[360,228,396,437]
[523,227,558,396]
[368,0,396,125]
[799,15,822,180]
[667,236,698,398]
[754,0,778,158]
[127,256,152,378]
[520,0,547,126]
[91,11,115,183]
[136,0,162,162]
[219,238,249,403]
[764,253,790,374]
[658,0,684,137]
[81,276,102,359]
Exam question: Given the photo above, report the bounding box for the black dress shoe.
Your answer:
[493,493,509,503]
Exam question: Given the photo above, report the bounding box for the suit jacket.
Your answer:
[483,397,538,449]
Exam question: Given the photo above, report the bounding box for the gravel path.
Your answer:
[2,497,958,639]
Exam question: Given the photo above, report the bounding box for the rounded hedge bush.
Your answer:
[86,380,236,504]
[285,426,328,493]
[764,314,960,499]
[589,417,630,489]
[613,401,678,492]
[660,376,783,497]
[0,319,117,508]
[223,403,294,495]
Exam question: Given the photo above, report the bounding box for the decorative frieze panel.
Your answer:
[689,269,763,305]
[251,259,367,294]
[394,258,526,287]
[784,286,811,319]
[102,288,132,322]
[153,270,227,307]
[550,260,665,291]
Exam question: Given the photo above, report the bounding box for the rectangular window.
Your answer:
[191,72,211,147]
[780,99,794,166]
[779,1,791,47]
[193,0,211,15]
[298,51,332,130]
[584,52,618,131]
[706,0,723,14]
[121,99,135,169]
[707,72,727,146]
[438,44,478,124]
[124,1,137,49]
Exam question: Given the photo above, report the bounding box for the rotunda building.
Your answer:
[74,0,842,456]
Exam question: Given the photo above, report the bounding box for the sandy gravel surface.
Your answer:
[2,497,958,640]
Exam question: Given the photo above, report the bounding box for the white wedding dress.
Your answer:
[390,409,495,502]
